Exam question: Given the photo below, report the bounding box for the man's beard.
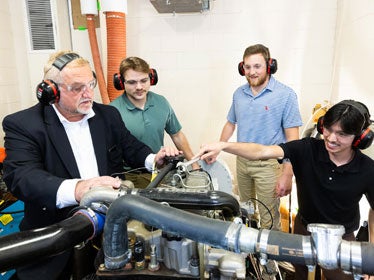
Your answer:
[247,74,267,87]
[58,98,93,116]
[77,99,93,114]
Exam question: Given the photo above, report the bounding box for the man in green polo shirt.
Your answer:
[110,57,199,187]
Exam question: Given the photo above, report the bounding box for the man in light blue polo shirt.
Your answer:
[220,44,302,231]
[111,57,198,187]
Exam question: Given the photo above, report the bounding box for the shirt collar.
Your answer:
[317,141,360,173]
[123,91,155,111]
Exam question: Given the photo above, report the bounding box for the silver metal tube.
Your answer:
[308,224,345,269]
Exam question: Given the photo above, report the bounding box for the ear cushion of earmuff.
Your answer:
[36,79,60,105]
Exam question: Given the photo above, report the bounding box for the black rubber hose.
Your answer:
[145,162,175,189]
[0,214,93,272]
[103,194,233,269]
[145,155,186,189]
[137,188,240,216]
[263,230,312,265]
[361,242,374,275]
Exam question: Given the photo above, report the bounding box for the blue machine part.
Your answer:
[0,200,24,279]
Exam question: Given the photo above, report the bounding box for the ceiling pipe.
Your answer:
[80,0,110,104]
[101,0,128,102]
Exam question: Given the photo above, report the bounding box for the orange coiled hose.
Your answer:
[86,14,110,104]
[105,11,126,102]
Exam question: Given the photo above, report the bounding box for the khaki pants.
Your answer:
[236,156,281,230]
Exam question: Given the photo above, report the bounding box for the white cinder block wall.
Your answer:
[0,1,28,127]
[122,0,374,165]
[123,0,339,169]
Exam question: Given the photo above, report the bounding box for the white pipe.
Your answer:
[80,0,98,15]
[101,0,127,13]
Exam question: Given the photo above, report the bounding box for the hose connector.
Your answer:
[308,223,345,270]
[74,208,105,239]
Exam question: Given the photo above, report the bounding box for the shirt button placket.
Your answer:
[329,169,334,181]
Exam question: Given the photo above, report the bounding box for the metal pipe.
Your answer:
[360,242,374,275]
[102,195,308,269]
[80,187,240,217]
[80,186,122,207]
[103,194,241,269]
[337,238,374,275]
[1,195,374,276]
[102,195,374,275]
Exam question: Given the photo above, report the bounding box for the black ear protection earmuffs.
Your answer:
[36,53,81,105]
[113,68,158,91]
[238,58,278,76]
[317,100,374,149]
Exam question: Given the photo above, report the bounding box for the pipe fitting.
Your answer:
[237,226,258,253]
[105,249,132,270]
[80,186,121,207]
[74,207,105,239]
[225,223,242,252]
[308,223,345,270]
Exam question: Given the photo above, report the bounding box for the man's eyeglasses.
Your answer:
[124,77,149,86]
[60,79,97,94]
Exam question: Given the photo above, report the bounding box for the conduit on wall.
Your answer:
[80,0,110,104]
[86,14,110,104]
[80,0,127,103]
[101,0,128,102]
[105,11,126,102]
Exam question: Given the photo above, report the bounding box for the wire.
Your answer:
[247,197,274,230]
[110,167,148,177]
